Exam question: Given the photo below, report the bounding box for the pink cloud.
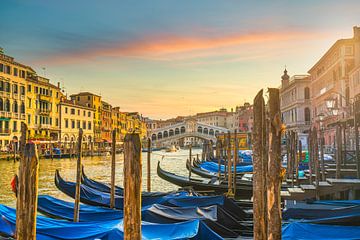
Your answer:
[35,29,328,65]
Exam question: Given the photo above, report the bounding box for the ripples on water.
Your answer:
[0,148,203,207]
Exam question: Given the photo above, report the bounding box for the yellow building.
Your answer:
[70,92,102,142]
[0,49,64,147]
[26,75,63,141]
[0,49,30,148]
[59,99,95,143]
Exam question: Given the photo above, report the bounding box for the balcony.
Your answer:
[13,93,18,99]
[5,112,11,118]
[40,124,51,129]
[37,109,51,115]
[20,95,25,101]
[20,114,25,120]
[0,129,11,135]
[39,95,51,102]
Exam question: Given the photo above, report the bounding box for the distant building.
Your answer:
[101,101,112,142]
[280,70,311,134]
[308,26,360,146]
[59,99,94,143]
[70,92,102,142]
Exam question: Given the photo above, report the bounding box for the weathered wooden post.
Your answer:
[218,140,222,180]
[290,131,295,187]
[253,90,267,240]
[227,131,233,196]
[313,127,320,200]
[355,107,360,178]
[286,132,291,179]
[233,130,238,196]
[147,138,151,192]
[336,125,342,179]
[297,138,302,184]
[124,133,142,240]
[267,88,282,240]
[73,129,83,222]
[110,130,116,208]
[91,141,94,157]
[188,143,192,179]
[308,128,313,185]
[343,122,347,166]
[294,133,299,185]
[16,123,39,240]
[320,129,326,181]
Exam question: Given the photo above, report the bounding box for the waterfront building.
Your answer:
[125,112,147,139]
[280,71,311,134]
[0,49,29,148]
[111,107,126,142]
[308,26,360,147]
[236,103,254,133]
[70,92,102,142]
[0,49,64,149]
[26,75,63,141]
[195,108,229,128]
[101,101,112,142]
[59,99,94,143]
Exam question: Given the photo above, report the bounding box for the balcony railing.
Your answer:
[0,129,11,135]
[38,109,51,115]
[40,124,51,129]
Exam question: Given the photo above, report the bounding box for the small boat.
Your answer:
[55,169,188,209]
[0,204,224,240]
[157,162,253,199]
[81,167,173,197]
[165,145,177,152]
[187,160,248,179]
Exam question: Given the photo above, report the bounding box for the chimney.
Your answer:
[57,82,60,88]
[354,26,360,40]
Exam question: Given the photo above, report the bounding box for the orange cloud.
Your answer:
[36,29,327,65]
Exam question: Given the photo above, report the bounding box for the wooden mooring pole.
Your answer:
[308,128,313,185]
[252,90,267,240]
[227,131,233,196]
[110,130,116,208]
[336,125,342,179]
[267,88,282,240]
[124,133,142,240]
[73,129,83,222]
[16,123,39,240]
[233,130,238,196]
[147,138,151,192]
[355,109,360,179]
[188,143,192,179]
[320,129,326,181]
[313,127,320,200]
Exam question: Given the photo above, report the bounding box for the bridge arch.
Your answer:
[203,128,208,134]
[197,126,202,133]
[158,132,163,139]
[180,126,185,133]
[163,131,168,138]
[151,134,157,141]
[175,128,180,135]
[169,129,174,136]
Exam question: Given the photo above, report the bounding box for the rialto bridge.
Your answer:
[149,119,228,146]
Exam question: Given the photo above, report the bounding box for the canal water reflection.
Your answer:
[0,148,202,207]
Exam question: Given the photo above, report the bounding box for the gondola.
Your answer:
[186,159,248,179]
[81,167,172,197]
[157,162,253,199]
[55,169,188,209]
[37,195,251,237]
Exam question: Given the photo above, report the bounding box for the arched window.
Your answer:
[169,129,174,136]
[304,107,311,123]
[197,126,203,133]
[13,101,18,113]
[304,87,310,100]
[157,132,162,139]
[180,126,185,133]
[163,131,168,138]
[151,134,157,141]
[0,98,3,111]
[5,99,10,112]
[175,128,180,135]
[203,128,208,134]
[20,101,25,113]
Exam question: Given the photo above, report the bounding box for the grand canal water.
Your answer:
[0,148,202,208]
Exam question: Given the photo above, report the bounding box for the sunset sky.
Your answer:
[1,0,359,119]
